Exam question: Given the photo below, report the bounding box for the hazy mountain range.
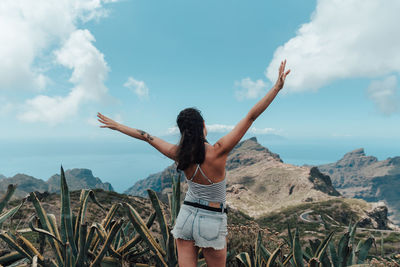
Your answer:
[0,168,113,198]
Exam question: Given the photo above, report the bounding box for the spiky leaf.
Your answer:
[60,166,78,257]
[236,252,252,267]
[124,203,167,266]
[357,237,374,264]
[0,199,24,225]
[293,228,304,267]
[147,189,169,248]
[0,184,17,213]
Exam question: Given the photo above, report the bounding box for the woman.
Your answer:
[97,60,290,266]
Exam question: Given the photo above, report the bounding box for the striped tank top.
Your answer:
[185,164,226,203]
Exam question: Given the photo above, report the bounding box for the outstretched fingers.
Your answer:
[97,112,112,127]
[284,69,291,80]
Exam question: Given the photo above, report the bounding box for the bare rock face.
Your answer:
[358,202,395,230]
[308,167,340,196]
[318,148,400,224]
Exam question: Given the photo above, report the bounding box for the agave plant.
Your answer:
[0,184,26,265]
[0,166,211,266]
[0,167,173,266]
[283,225,334,267]
[0,184,24,228]
[235,230,285,267]
[280,220,375,267]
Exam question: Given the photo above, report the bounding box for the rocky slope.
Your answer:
[318,148,400,224]
[124,137,395,229]
[0,168,113,198]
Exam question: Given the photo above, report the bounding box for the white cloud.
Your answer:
[0,0,118,123]
[0,0,115,92]
[235,78,268,100]
[249,127,277,135]
[19,30,109,123]
[166,127,180,135]
[18,92,82,124]
[124,77,149,99]
[265,0,400,93]
[166,124,280,136]
[367,75,399,115]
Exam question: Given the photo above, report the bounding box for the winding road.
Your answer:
[299,210,400,234]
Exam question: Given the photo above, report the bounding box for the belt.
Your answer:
[183,200,228,214]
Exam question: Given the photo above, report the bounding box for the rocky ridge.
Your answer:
[0,168,113,198]
[124,137,394,230]
[318,148,400,224]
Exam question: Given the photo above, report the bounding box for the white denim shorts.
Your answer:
[171,194,228,250]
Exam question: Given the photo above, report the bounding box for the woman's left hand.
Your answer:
[97,112,120,130]
[274,59,290,91]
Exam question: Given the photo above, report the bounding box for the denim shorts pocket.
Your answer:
[174,207,191,230]
[198,214,223,241]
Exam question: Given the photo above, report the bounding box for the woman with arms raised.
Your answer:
[98,60,290,267]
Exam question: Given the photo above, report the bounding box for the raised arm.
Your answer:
[214,60,290,156]
[97,113,178,160]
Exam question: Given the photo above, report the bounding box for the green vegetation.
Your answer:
[0,168,399,266]
[0,167,180,266]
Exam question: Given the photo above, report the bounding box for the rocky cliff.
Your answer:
[318,148,400,224]
[48,168,113,193]
[0,168,113,198]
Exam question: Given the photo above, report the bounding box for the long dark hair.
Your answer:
[176,107,206,171]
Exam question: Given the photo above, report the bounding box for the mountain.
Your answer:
[124,137,284,197]
[0,174,6,180]
[318,148,400,224]
[123,137,397,230]
[0,174,49,198]
[47,168,113,193]
[0,168,113,198]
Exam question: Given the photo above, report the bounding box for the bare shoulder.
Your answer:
[205,143,227,166]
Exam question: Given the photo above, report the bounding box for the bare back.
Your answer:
[183,143,227,185]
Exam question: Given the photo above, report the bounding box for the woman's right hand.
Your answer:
[274,59,290,91]
[97,112,120,130]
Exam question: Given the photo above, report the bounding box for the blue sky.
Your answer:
[1,0,399,192]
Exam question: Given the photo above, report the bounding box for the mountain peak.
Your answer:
[227,137,282,171]
[48,168,113,192]
[343,148,365,158]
